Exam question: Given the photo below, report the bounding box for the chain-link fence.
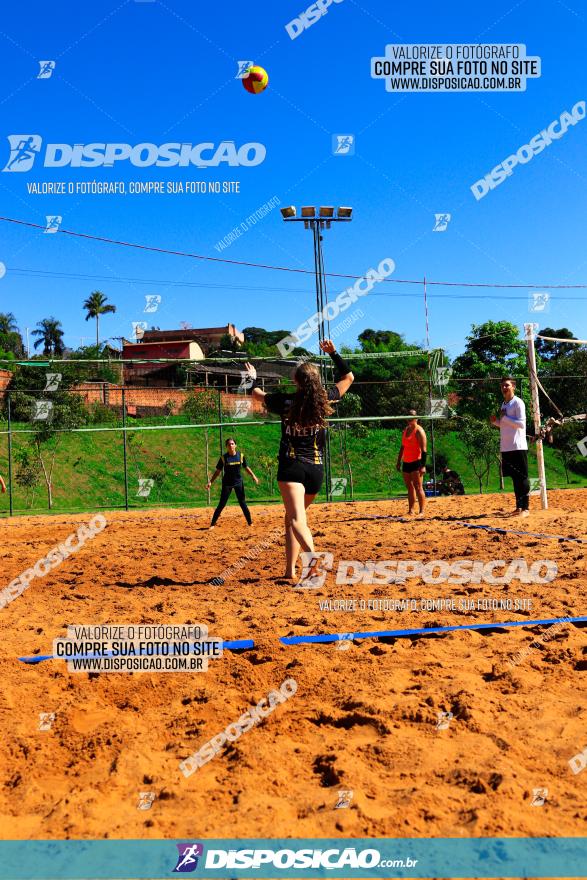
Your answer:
[0,376,585,516]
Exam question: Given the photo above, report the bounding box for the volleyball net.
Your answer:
[0,363,585,516]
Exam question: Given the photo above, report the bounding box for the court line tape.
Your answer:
[17,638,254,665]
[453,520,587,543]
[17,618,587,662]
[359,515,586,544]
[280,616,587,645]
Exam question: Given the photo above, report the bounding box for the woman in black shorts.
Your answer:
[245,340,354,582]
[396,409,427,516]
[206,437,259,528]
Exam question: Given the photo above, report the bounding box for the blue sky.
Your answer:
[0,0,586,358]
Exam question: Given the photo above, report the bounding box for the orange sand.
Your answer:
[0,491,585,841]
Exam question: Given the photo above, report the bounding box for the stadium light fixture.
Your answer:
[337,206,353,219]
[280,206,296,219]
[319,206,335,218]
[301,206,316,218]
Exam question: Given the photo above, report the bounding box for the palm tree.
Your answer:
[0,312,19,334]
[0,311,25,356]
[31,317,65,355]
[83,291,117,347]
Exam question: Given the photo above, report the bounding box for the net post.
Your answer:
[423,277,437,495]
[7,391,13,516]
[524,323,548,510]
[217,388,223,454]
[122,387,129,511]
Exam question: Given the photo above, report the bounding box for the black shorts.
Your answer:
[402,459,424,474]
[277,459,324,494]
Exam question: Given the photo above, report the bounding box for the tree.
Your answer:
[242,327,296,347]
[539,342,587,420]
[31,317,65,356]
[347,330,428,422]
[0,312,25,358]
[335,390,365,439]
[9,343,121,391]
[83,291,117,347]
[458,416,499,493]
[451,321,530,420]
[182,389,219,505]
[28,393,87,508]
[535,327,578,361]
[358,329,406,352]
[206,333,241,358]
[258,453,277,496]
[336,391,361,418]
[549,421,586,482]
[14,448,42,508]
[326,392,363,499]
[0,313,18,334]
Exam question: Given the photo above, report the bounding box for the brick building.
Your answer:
[0,369,12,402]
[122,324,245,386]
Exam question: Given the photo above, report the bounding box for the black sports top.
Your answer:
[216,451,248,486]
[264,387,341,465]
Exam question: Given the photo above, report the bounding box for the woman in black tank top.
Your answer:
[206,437,259,528]
[244,340,354,586]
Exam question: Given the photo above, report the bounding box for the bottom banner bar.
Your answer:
[0,838,586,879]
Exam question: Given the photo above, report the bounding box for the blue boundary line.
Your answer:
[453,520,587,543]
[17,618,587,661]
[280,615,587,645]
[361,514,586,543]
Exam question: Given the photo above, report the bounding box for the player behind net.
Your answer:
[245,340,354,585]
[490,377,530,517]
[206,437,259,528]
[396,410,428,516]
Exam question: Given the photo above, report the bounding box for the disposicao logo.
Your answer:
[3,135,42,172]
[2,136,266,171]
[173,843,204,873]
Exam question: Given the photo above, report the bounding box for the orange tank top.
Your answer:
[402,426,421,463]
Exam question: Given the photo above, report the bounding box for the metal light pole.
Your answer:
[281,205,353,502]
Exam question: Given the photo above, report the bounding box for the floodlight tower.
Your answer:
[280,205,353,372]
[281,206,353,501]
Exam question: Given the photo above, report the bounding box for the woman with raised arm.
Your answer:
[245,340,354,586]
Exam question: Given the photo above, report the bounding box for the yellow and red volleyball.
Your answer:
[242,65,269,94]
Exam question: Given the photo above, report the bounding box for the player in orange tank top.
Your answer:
[396,409,428,516]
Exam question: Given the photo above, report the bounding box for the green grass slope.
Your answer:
[0,416,585,516]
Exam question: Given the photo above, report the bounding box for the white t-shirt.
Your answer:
[498,395,527,452]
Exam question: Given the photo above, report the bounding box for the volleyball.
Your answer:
[242,65,269,94]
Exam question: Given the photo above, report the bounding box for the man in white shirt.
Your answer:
[490,377,530,518]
